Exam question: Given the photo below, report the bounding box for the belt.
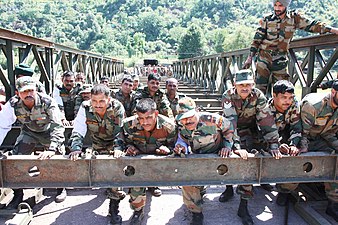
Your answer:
[262,49,286,56]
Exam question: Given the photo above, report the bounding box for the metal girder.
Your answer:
[0,152,336,188]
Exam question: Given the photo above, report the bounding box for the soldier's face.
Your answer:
[100,79,109,87]
[18,89,36,104]
[147,79,160,93]
[331,89,338,107]
[137,110,158,131]
[133,80,139,90]
[273,92,294,112]
[81,92,91,101]
[62,76,75,90]
[274,2,287,16]
[166,81,178,95]
[235,83,254,100]
[91,93,109,115]
[121,80,133,95]
[180,114,198,131]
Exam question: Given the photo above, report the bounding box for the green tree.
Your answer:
[178,24,204,59]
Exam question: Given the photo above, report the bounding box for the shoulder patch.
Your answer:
[223,100,232,109]
[9,96,19,107]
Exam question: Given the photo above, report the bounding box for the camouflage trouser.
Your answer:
[255,50,289,95]
[182,186,205,213]
[13,128,65,155]
[236,185,253,200]
[106,187,126,201]
[129,187,147,211]
[276,183,298,193]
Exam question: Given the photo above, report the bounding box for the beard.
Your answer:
[275,8,287,17]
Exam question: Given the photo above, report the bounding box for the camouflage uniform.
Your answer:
[0,92,65,155]
[222,87,280,199]
[178,112,235,213]
[250,10,334,94]
[123,114,176,211]
[267,98,302,193]
[166,91,186,117]
[53,84,82,121]
[111,89,137,117]
[70,98,125,201]
[300,93,338,203]
[134,87,174,118]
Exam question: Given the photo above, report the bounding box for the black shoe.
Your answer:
[191,212,204,225]
[237,199,254,225]
[219,185,234,202]
[260,184,273,192]
[109,199,122,225]
[276,193,289,206]
[148,187,162,197]
[130,210,144,225]
[326,200,338,222]
[55,188,67,203]
[6,189,24,209]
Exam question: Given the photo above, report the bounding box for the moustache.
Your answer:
[185,122,194,126]
[24,96,34,100]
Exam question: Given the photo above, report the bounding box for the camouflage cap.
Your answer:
[176,97,196,121]
[235,69,255,84]
[272,0,291,7]
[14,63,34,77]
[16,76,36,92]
[79,84,92,94]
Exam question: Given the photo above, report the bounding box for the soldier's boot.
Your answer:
[55,188,67,203]
[237,199,254,225]
[190,212,204,225]
[260,184,273,191]
[129,209,144,225]
[6,189,24,209]
[219,185,234,202]
[148,187,162,197]
[276,193,289,206]
[325,200,338,222]
[109,199,122,225]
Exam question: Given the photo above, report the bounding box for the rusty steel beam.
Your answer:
[0,152,336,188]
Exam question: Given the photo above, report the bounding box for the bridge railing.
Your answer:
[0,28,124,99]
[173,34,338,97]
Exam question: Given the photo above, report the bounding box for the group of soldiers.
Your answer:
[0,0,338,225]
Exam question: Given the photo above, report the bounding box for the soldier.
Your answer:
[165,78,186,117]
[14,63,46,93]
[300,80,338,221]
[74,84,92,116]
[131,74,143,91]
[69,84,125,225]
[267,80,305,206]
[221,70,281,225]
[111,75,136,117]
[53,71,82,126]
[0,76,66,207]
[75,72,86,86]
[134,73,173,118]
[123,98,176,225]
[100,76,110,87]
[243,0,338,95]
[173,97,238,225]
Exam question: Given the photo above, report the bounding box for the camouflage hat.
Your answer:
[176,97,196,121]
[16,76,36,92]
[235,69,255,84]
[14,63,34,77]
[272,0,291,7]
[79,84,92,94]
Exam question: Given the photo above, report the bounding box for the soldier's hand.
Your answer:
[331,27,338,35]
[112,150,125,158]
[234,149,249,160]
[279,143,290,154]
[173,144,186,155]
[69,151,82,161]
[218,147,231,158]
[156,146,171,155]
[243,55,253,69]
[62,119,72,127]
[38,150,55,160]
[270,149,282,159]
[126,146,140,156]
[289,146,300,156]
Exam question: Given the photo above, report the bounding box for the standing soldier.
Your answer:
[14,63,46,93]
[69,84,126,225]
[243,0,338,95]
[74,84,92,116]
[221,70,281,225]
[75,72,86,87]
[173,97,238,225]
[100,76,110,87]
[165,78,186,117]
[111,75,137,117]
[267,80,305,206]
[0,76,66,207]
[135,73,173,118]
[131,74,143,91]
[123,98,176,225]
[53,71,82,126]
[300,80,338,222]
